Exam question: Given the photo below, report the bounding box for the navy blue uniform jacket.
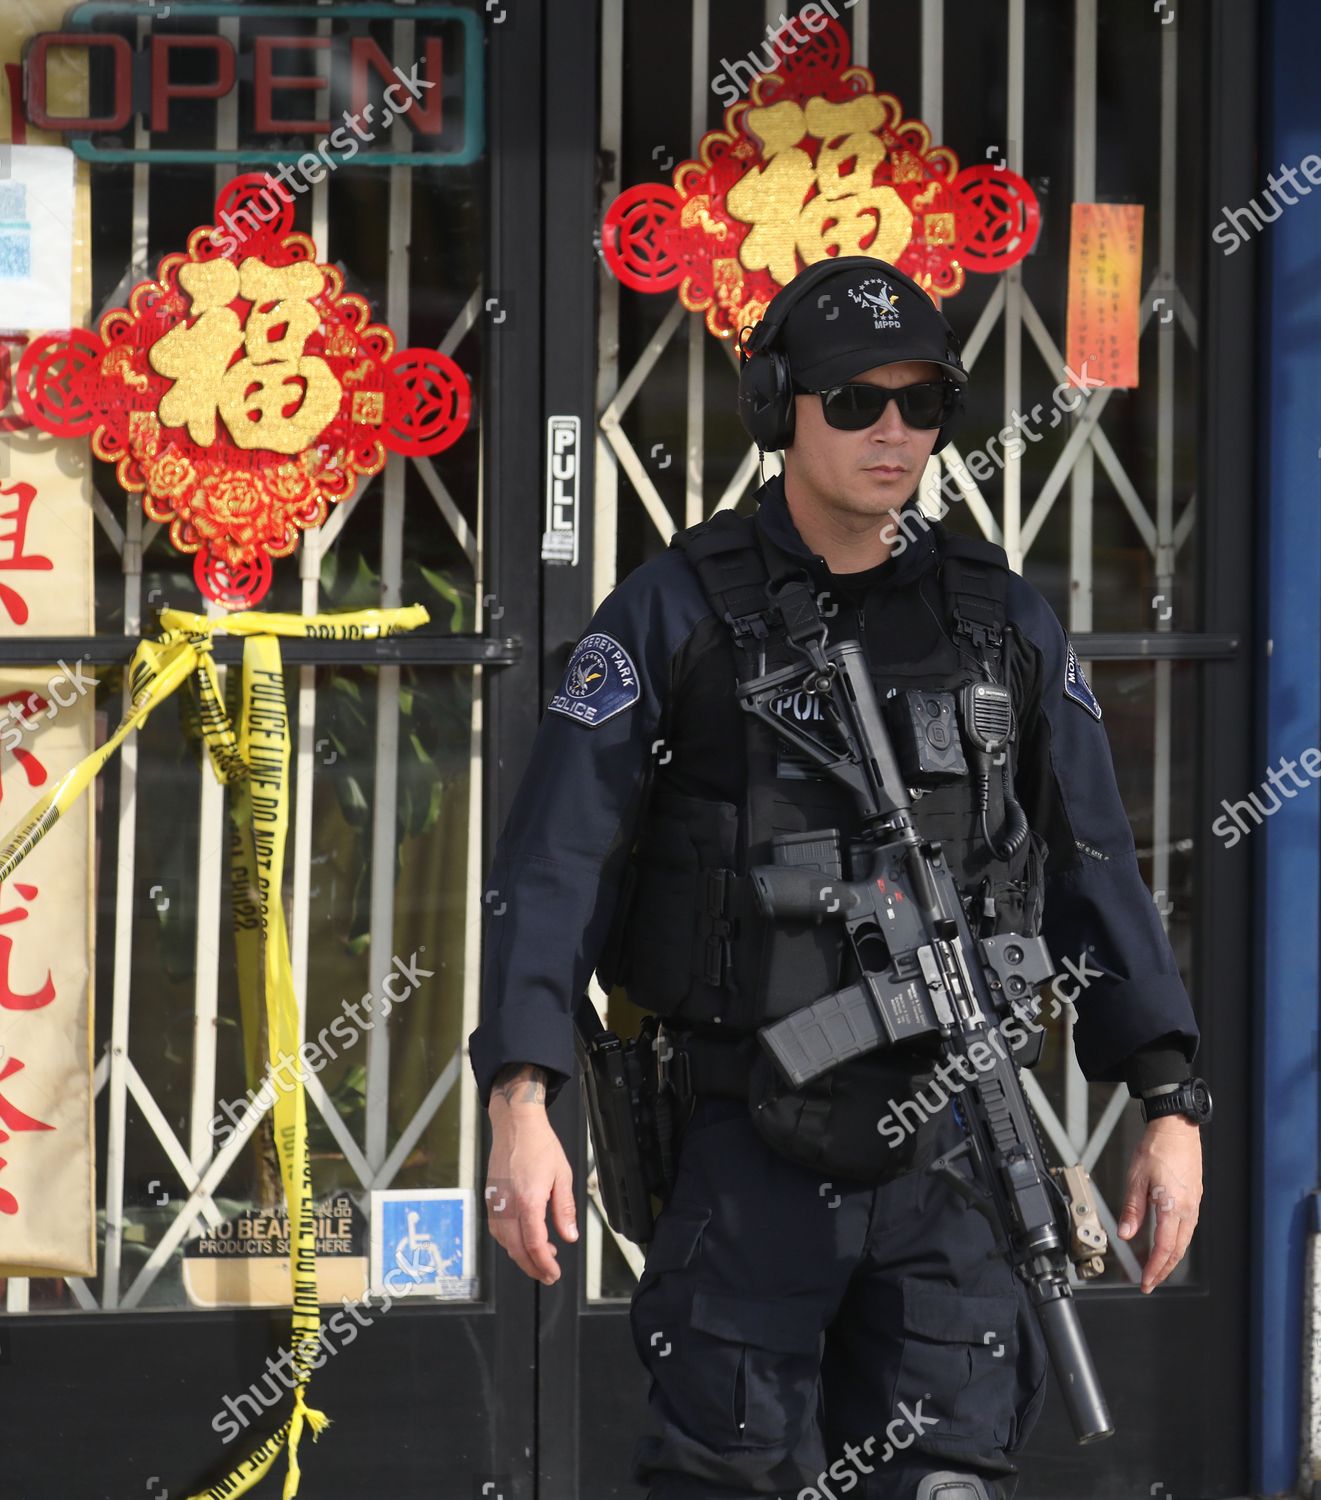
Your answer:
[469,477,1199,1110]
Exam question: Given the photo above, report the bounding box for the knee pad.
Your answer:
[914,1473,1001,1500]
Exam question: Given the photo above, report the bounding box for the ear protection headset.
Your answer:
[736,256,966,454]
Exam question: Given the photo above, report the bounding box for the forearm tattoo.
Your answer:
[491,1062,549,1107]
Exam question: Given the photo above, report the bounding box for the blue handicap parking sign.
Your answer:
[380,1195,467,1292]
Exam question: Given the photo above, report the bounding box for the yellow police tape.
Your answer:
[0,604,430,1499]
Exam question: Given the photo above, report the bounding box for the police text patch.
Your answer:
[1064,645,1102,720]
[548,633,640,727]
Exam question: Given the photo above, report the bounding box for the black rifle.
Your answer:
[742,631,1114,1445]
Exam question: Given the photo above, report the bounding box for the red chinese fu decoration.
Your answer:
[15,175,470,608]
[602,18,1040,338]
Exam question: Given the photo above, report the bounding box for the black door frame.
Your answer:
[534,0,600,1487]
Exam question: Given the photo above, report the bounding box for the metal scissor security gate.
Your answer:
[585,0,1209,1302]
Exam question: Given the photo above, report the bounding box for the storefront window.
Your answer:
[1,0,492,1314]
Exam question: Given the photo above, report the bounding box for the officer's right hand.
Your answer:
[485,1063,578,1285]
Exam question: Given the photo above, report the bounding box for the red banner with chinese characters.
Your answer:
[1066,202,1145,389]
[0,0,96,1280]
[0,662,95,1278]
[600,16,1040,339]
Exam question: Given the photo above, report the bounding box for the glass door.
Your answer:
[0,2,545,1496]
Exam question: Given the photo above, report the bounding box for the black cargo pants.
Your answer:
[628,1095,1050,1499]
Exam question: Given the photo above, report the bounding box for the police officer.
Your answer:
[471,257,1209,1500]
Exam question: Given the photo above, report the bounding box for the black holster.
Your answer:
[573,999,693,1245]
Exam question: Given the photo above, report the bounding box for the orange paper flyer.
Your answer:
[1066,202,1145,389]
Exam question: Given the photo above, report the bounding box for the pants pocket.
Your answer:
[688,1288,822,1451]
[896,1279,1022,1458]
[1006,1280,1049,1452]
[632,1276,824,1494]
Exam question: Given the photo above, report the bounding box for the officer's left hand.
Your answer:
[1116,1117,1203,1292]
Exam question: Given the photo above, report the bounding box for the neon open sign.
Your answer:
[23,2,484,166]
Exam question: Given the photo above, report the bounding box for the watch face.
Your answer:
[1142,1079,1212,1125]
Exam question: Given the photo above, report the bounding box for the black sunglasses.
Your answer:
[797,379,959,431]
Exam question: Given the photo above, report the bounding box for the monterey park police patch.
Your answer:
[1064,644,1102,720]
[548,633,640,727]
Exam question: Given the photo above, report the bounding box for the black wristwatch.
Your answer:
[1139,1077,1213,1127]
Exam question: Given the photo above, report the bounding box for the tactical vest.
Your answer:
[601,510,1048,1035]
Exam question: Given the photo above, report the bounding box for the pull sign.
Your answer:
[541,415,580,565]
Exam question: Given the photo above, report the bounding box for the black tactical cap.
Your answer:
[778,259,968,389]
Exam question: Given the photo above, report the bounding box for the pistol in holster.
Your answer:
[573,994,692,1245]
